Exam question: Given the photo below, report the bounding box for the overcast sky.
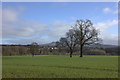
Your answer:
[2,2,118,45]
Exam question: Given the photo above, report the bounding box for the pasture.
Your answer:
[2,55,118,78]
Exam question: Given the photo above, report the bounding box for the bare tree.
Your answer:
[73,19,101,57]
[59,29,77,58]
[30,42,39,57]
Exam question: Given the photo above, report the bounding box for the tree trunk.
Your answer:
[70,49,72,58]
[32,53,34,57]
[80,45,83,57]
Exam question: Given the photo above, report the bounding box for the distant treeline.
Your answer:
[1,45,118,56]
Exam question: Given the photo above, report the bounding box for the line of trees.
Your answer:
[56,19,101,58]
[2,45,29,56]
[2,44,118,56]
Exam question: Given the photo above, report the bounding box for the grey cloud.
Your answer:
[94,20,118,45]
[47,21,74,37]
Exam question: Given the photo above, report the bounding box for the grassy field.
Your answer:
[2,55,118,78]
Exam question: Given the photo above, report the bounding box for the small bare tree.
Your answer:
[30,42,39,57]
[59,29,77,58]
[73,19,101,57]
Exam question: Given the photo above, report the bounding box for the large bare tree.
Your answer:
[59,29,77,58]
[73,19,101,57]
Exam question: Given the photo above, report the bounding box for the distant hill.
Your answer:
[1,42,118,49]
[89,44,117,49]
[40,42,56,46]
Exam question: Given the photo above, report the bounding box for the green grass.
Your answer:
[2,55,118,78]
